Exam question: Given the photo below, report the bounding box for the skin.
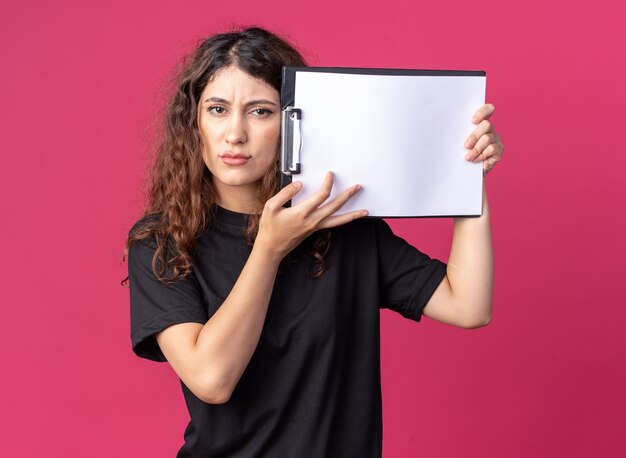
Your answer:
[156,67,504,404]
[197,66,284,213]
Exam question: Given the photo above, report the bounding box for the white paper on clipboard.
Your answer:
[280,67,486,217]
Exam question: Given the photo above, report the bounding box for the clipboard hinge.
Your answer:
[281,107,302,175]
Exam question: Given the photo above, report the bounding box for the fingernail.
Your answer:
[464,139,471,148]
[355,184,362,191]
[465,152,473,161]
[293,181,302,189]
[362,210,369,217]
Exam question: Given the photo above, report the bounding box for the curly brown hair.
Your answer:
[125,27,330,284]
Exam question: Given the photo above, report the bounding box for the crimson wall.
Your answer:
[1,0,624,456]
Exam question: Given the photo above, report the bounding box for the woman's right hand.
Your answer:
[256,172,368,260]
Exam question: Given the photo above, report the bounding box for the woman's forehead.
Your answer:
[202,66,278,101]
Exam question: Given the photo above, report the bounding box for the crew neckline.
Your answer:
[214,205,251,227]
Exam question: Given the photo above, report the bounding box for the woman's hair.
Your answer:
[125,26,330,284]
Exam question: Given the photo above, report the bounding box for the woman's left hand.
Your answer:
[464,104,504,175]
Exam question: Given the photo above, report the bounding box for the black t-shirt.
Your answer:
[128,206,446,457]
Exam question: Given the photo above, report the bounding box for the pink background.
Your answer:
[2,0,625,456]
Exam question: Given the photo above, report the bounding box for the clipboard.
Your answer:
[280,67,486,217]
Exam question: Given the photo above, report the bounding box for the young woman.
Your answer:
[127,26,503,457]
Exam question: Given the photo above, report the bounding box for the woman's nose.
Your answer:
[225,114,247,144]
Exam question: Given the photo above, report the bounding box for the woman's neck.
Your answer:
[214,183,262,214]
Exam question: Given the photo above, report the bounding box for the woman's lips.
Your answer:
[220,153,250,166]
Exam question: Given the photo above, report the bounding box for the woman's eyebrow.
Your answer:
[203,97,229,105]
[246,99,278,107]
[203,97,278,107]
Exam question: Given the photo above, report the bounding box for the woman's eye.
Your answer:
[208,106,226,114]
[251,108,272,116]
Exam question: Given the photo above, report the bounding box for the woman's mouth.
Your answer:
[220,152,250,166]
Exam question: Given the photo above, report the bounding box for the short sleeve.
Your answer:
[128,237,207,362]
[375,219,447,321]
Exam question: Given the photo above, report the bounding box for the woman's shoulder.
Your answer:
[129,213,161,236]
[127,213,164,252]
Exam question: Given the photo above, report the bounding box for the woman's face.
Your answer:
[198,66,280,211]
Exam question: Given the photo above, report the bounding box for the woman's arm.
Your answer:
[422,185,493,328]
[422,104,503,328]
[155,173,366,404]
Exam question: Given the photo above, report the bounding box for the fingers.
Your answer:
[258,173,367,257]
[465,104,496,158]
[316,183,363,217]
[298,171,360,212]
[471,103,495,125]
[265,180,303,211]
[293,172,366,228]
[464,119,493,154]
[268,172,358,219]
[318,209,369,230]
[299,171,335,211]
[466,131,499,163]
[476,136,504,175]
[467,135,503,173]
[464,103,503,173]
[482,155,500,175]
